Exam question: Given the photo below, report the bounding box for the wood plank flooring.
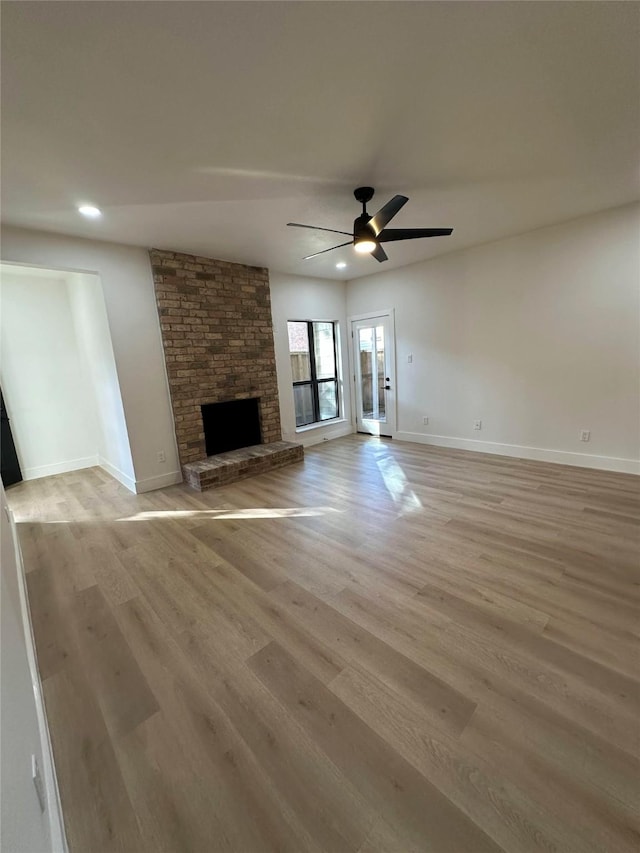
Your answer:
[7,435,640,852]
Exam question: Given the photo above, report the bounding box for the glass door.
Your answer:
[351,313,395,436]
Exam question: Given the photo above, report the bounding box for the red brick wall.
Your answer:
[150,249,282,465]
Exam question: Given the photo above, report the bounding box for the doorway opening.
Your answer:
[0,263,134,489]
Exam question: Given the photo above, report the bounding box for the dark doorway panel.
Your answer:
[1,389,22,487]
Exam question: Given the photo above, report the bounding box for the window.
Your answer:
[287,321,339,427]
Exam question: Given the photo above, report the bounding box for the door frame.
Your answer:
[348,308,397,438]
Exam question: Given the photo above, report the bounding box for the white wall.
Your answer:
[4,205,636,478]
[1,483,66,852]
[0,227,180,491]
[0,269,104,479]
[270,273,354,446]
[347,203,640,473]
[65,273,134,487]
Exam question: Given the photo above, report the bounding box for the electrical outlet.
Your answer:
[407,353,413,364]
[580,430,590,442]
[157,450,166,463]
[474,419,482,430]
[423,417,429,425]
[32,755,45,813]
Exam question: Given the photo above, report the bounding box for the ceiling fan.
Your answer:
[288,187,453,263]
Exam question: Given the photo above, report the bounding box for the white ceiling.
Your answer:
[2,1,639,280]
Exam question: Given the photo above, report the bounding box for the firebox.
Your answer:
[201,398,262,456]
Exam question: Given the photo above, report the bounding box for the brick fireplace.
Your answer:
[151,249,302,489]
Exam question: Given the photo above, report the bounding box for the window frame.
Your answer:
[288,320,340,427]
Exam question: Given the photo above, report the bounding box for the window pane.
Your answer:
[288,321,311,381]
[313,322,336,380]
[318,381,338,420]
[376,325,386,418]
[358,327,374,417]
[293,383,315,426]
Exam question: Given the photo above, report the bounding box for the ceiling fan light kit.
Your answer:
[288,187,453,263]
[354,240,377,254]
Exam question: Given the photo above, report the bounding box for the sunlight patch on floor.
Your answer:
[117,507,341,522]
[374,452,422,515]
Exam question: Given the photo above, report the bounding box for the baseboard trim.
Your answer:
[97,457,137,493]
[7,505,68,852]
[23,456,98,480]
[394,431,640,475]
[135,470,183,494]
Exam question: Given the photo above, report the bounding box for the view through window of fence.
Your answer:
[287,321,339,426]
[358,325,386,419]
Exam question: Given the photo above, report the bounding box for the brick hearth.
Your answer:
[183,441,304,491]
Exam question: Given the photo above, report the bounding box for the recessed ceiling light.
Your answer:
[336,262,347,269]
[77,205,102,218]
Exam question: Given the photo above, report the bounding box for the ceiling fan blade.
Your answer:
[378,227,453,242]
[368,195,409,236]
[288,222,352,236]
[303,241,352,260]
[371,243,388,263]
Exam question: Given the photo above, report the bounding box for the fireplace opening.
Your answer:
[201,398,262,456]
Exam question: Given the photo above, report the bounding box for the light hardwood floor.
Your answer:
[7,435,640,852]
